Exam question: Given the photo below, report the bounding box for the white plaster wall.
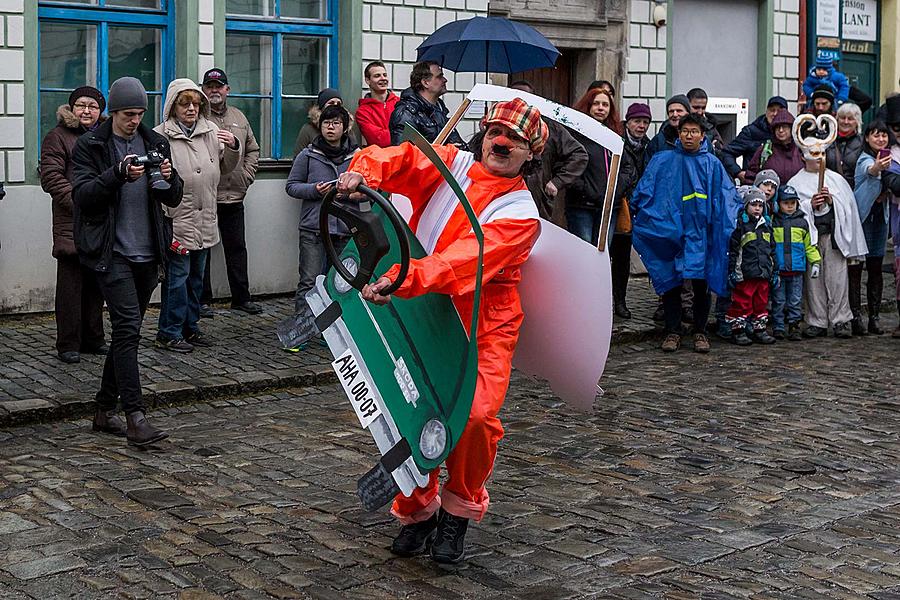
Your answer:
[361,0,488,139]
[0,179,303,314]
[622,0,668,135]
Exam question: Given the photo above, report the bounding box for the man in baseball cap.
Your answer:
[202,68,228,86]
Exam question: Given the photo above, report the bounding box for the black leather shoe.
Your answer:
[58,351,81,364]
[833,322,852,339]
[614,302,632,319]
[125,412,169,447]
[868,317,885,335]
[232,301,263,315]
[185,331,214,347]
[430,509,469,564]
[92,410,127,437]
[81,344,109,355]
[199,304,215,318]
[851,318,867,336]
[390,513,438,557]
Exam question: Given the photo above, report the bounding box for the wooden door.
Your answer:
[510,48,574,106]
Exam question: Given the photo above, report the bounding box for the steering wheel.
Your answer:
[320,184,410,296]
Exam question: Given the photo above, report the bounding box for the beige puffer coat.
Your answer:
[154,78,241,250]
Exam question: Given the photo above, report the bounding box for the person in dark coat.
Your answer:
[509,81,587,225]
[725,187,776,346]
[645,95,690,161]
[388,61,464,147]
[71,76,184,447]
[687,88,725,154]
[721,96,788,180]
[743,109,805,186]
[612,102,652,319]
[834,102,865,190]
[40,86,108,364]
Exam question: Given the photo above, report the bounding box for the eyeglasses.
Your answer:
[74,103,100,112]
[321,120,343,129]
[177,99,201,108]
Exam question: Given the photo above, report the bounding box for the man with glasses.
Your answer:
[199,68,262,316]
[631,113,742,353]
[389,60,464,147]
[41,86,109,364]
[72,76,184,446]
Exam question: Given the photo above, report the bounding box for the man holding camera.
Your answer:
[72,76,184,446]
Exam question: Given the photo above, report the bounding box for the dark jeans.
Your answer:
[94,255,159,415]
[848,256,885,317]
[662,279,710,335]
[159,248,209,341]
[565,205,618,249]
[55,254,105,353]
[295,230,349,314]
[610,233,632,304]
[201,202,251,306]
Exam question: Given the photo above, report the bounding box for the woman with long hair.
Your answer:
[853,120,899,335]
[566,87,624,246]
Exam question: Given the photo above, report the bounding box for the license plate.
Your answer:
[331,348,383,429]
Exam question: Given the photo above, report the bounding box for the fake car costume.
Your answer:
[347,101,545,523]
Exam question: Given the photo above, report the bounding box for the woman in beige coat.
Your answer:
[154,78,241,352]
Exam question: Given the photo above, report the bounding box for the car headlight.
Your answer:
[419,419,446,460]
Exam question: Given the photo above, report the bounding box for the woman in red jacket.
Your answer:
[337,98,547,564]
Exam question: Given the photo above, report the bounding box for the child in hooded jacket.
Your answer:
[771,185,822,341]
[726,188,777,345]
[802,57,850,107]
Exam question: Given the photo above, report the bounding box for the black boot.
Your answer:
[430,509,469,564]
[851,314,867,336]
[390,513,438,557]
[614,300,632,319]
[866,258,885,335]
[125,412,169,447]
[92,409,127,437]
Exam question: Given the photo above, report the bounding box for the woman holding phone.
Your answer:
[852,120,898,334]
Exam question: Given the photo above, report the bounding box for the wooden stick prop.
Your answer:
[597,154,621,250]
[792,113,837,197]
[434,99,472,145]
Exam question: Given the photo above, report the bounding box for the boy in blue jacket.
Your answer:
[771,185,822,341]
[802,57,850,107]
[726,188,777,346]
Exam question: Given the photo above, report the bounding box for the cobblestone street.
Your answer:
[1,313,899,599]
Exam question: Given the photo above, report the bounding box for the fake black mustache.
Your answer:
[491,143,512,156]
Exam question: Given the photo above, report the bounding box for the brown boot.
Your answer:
[92,410,127,437]
[125,412,169,447]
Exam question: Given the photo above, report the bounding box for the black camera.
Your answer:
[129,150,170,190]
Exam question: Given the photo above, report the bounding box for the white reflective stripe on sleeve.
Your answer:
[415,152,476,254]
[477,190,539,224]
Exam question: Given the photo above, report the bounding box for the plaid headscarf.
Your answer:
[482,97,549,154]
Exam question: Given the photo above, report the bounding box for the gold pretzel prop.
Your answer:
[792,113,837,195]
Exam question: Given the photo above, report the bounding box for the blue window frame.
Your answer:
[38,1,176,138]
[225,0,339,160]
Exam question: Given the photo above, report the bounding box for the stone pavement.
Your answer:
[1,317,900,599]
[0,279,665,427]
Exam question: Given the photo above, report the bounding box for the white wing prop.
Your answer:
[453,84,621,411]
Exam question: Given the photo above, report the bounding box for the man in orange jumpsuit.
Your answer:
[336,98,548,564]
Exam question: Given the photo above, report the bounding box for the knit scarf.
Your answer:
[312,134,357,163]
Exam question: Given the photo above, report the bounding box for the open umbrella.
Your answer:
[416,16,559,74]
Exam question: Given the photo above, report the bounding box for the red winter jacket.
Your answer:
[355,91,399,147]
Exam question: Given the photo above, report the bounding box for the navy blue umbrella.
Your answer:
[416,16,559,74]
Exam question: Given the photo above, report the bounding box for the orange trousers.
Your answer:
[391,292,522,524]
